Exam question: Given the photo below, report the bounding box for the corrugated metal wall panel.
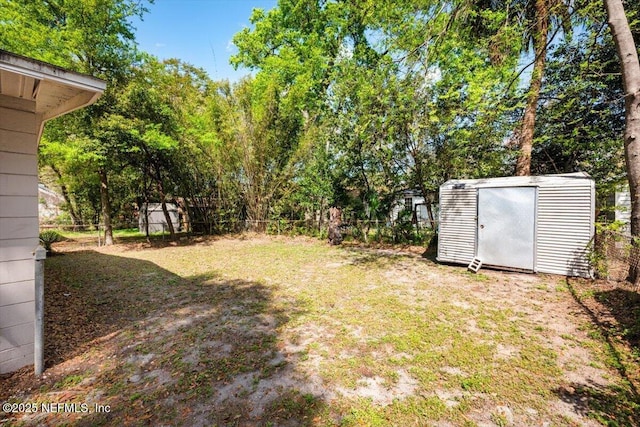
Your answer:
[536,185,594,277]
[437,188,477,263]
[438,175,594,278]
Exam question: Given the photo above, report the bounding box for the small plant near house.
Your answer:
[39,230,62,253]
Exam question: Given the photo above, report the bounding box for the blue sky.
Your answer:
[132,0,278,82]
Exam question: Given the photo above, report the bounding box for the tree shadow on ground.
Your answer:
[59,232,214,252]
[593,287,640,353]
[340,243,435,268]
[0,248,325,426]
[556,279,640,426]
[554,380,639,426]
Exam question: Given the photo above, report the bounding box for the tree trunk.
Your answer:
[515,0,549,176]
[425,193,436,230]
[416,180,436,230]
[176,197,190,233]
[318,198,326,232]
[604,0,640,283]
[50,164,81,230]
[409,140,437,230]
[328,206,343,245]
[142,203,150,240]
[150,160,177,240]
[99,168,114,246]
[160,199,176,239]
[157,179,176,240]
[142,174,150,240]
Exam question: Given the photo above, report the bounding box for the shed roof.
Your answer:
[441,172,592,189]
[0,50,106,120]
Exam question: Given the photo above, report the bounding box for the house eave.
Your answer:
[0,50,106,120]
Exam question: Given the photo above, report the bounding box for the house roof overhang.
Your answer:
[0,50,106,121]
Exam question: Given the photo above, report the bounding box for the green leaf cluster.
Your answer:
[2,0,634,236]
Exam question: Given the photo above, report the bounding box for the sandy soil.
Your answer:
[1,236,638,426]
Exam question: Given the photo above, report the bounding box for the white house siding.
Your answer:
[437,188,477,264]
[536,183,595,277]
[615,189,631,234]
[0,51,105,375]
[0,95,39,374]
[390,193,435,227]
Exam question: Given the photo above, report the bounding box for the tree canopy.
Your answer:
[1,0,637,245]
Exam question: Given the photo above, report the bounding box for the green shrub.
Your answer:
[39,230,62,252]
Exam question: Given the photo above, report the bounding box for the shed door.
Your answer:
[477,187,536,270]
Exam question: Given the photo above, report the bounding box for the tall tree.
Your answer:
[239,76,303,230]
[467,0,573,175]
[1,0,151,244]
[514,0,568,175]
[604,0,640,283]
[232,0,521,232]
[531,24,626,194]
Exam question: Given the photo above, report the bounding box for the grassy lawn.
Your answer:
[1,235,638,426]
[44,227,167,241]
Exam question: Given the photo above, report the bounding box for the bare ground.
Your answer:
[1,235,638,426]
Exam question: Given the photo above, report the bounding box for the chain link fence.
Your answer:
[592,229,640,285]
[40,218,436,246]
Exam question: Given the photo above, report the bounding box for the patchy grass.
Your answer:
[1,235,638,426]
[50,227,144,240]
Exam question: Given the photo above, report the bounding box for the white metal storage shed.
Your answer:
[437,172,595,278]
[139,203,180,234]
